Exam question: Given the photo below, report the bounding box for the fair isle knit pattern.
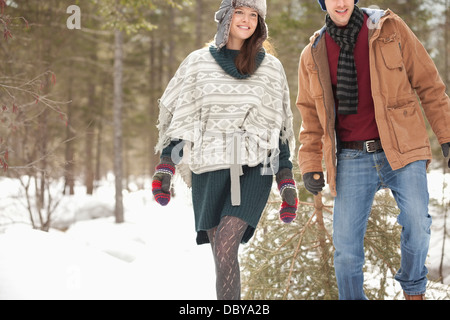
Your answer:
[155,47,295,176]
[277,178,296,197]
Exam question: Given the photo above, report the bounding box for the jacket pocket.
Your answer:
[306,64,323,99]
[387,102,429,154]
[379,33,404,70]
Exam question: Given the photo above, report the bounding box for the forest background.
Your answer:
[0,0,449,300]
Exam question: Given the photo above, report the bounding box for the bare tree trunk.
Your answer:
[113,29,124,223]
[95,116,103,182]
[149,36,159,175]
[37,107,48,228]
[167,5,176,79]
[195,0,204,48]
[85,63,96,195]
[95,76,107,183]
[64,63,75,195]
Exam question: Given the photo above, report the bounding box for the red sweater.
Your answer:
[326,14,380,142]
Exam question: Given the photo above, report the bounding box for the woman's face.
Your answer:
[227,7,259,50]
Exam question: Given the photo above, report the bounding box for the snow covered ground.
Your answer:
[0,170,448,300]
[0,175,216,300]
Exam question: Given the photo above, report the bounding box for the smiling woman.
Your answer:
[229,5,267,75]
[213,0,269,75]
[153,0,297,301]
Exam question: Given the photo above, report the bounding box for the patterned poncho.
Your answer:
[155,47,295,198]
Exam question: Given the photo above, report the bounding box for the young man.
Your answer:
[296,0,450,300]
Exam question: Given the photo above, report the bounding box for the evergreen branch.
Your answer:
[283,209,316,299]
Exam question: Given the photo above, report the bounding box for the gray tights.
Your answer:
[207,215,248,300]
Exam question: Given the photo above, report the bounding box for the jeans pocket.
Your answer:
[338,149,362,160]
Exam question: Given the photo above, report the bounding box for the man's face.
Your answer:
[325,0,355,27]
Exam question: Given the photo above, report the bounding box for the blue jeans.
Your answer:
[333,149,431,300]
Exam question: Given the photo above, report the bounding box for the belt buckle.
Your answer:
[365,140,376,153]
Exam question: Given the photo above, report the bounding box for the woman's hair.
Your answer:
[234,16,275,75]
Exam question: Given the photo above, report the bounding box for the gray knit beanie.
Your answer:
[317,0,359,11]
[214,0,268,50]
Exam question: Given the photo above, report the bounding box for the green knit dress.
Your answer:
[161,46,292,245]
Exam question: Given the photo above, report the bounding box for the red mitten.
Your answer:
[280,198,298,223]
[152,159,175,206]
[276,168,298,223]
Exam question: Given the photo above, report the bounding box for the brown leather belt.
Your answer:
[341,139,383,153]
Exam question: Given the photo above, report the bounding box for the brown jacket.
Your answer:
[296,8,450,197]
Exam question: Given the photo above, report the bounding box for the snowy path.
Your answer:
[0,181,216,300]
[0,170,448,300]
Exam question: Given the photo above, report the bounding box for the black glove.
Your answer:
[276,168,298,223]
[442,142,450,168]
[152,157,175,206]
[303,172,325,195]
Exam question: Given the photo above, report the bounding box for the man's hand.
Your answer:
[303,172,325,195]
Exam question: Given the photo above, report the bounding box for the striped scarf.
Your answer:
[326,7,364,115]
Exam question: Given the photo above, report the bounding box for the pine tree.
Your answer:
[241,164,450,300]
[241,169,337,299]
